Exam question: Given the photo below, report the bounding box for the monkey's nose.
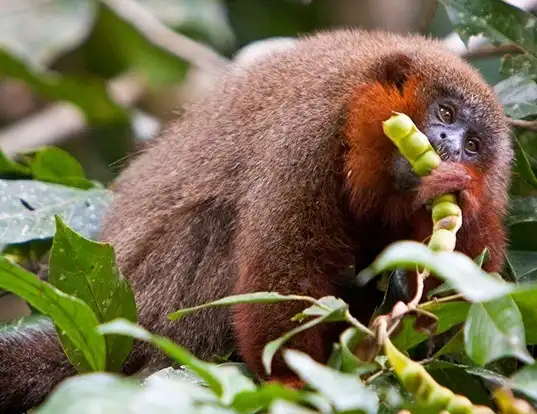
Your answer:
[427,128,463,162]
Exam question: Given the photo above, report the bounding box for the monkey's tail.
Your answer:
[0,318,75,413]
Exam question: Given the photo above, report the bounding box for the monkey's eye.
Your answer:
[438,104,455,124]
[464,137,480,154]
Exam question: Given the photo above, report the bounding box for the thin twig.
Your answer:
[509,118,537,132]
[102,0,229,74]
[419,0,438,33]
[461,43,525,60]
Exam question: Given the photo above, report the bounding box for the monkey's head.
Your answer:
[345,42,513,220]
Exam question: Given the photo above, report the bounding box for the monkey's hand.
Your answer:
[414,161,480,218]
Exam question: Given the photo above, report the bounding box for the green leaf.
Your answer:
[0,179,113,243]
[271,400,317,414]
[293,296,348,320]
[439,0,537,53]
[506,250,537,282]
[0,149,32,178]
[0,0,97,66]
[501,54,537,81]
[24,147,95,189]
[168,292,316,321]
[231,383,304,413]
[98,319,257,403]
[144,366,206,386]
[508,196,537,227]
[50,217,136,371]
[511,284,537,344]
[434,329,465,358]
[513,134,537,189]
[510,363,537,400]
[34,372,231,414]
[358,241,514,302]
[494,75,537,119]
[283,349,379,414]
[338,327,377,374]
[464,295,534,366]
[0,256,105,371]
[392,301,470,351]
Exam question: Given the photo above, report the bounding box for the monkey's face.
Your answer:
[391,93,511,194]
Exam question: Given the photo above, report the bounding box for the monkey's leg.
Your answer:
[233,267,343,385]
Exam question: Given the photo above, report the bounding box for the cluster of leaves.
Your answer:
[3,0,537,413]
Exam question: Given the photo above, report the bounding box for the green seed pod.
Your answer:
[398,130,430,161]
[412,150,441,177]
[445,395,474,414]
[428,229,456,252]
[382,113,415,142]
[432,194,457,206]
[417,383,453,411]
[433,216,462,233]
[432,201,462,223]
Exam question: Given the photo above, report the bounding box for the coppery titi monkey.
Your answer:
[0,29,512,412]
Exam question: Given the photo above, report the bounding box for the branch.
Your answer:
[419,0,438,33]
[103,0,229,74]
[461,43,525,60]
[509,118,537,132]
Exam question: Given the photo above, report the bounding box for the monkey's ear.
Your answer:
[376,52,413,95]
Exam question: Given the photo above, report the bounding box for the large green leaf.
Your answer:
[34,373,232,414]
[494,75,537,120]
[0,256,105,371]
[0,179,113,243]
[98,319,257,404]
[50,217,136,371]
[357,241,514,302]
[439,0,537,80]
[439,0,537,52]
[283,349,379,414]
[464,296,534,366]
[0,0,97,66]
